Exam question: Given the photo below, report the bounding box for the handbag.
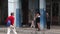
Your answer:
[7,20,11,27]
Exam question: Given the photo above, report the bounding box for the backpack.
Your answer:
[7,20,11,27]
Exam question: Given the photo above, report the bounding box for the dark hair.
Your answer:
[11,13,14,16]
[36,12,40,15]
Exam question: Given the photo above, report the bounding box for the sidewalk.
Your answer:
[0,27,60,34]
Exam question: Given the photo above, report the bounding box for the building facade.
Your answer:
[0,0,60,30]
[8,0,46,30]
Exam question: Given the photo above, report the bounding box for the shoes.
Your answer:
[37,29,40,31]
[36,29,40,31]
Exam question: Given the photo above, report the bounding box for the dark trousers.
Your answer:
[35,22,38,28]
[47,21,50,29]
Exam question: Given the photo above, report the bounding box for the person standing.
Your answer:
[46,12,50,29]
[35,12,40,31]
[5,12,17,34]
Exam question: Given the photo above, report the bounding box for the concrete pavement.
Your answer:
[0,26,60,34]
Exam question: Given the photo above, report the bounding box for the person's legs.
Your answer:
[31,21,35,28]
[37,23,40,31]
[35,22,38,28]
[7,27,11,34]
[31,21,33,27]
[47,22,50,29]
[12,27,17,34]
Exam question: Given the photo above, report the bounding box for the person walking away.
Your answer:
[5,12,17,34]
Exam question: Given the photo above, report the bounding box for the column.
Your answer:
[40,0,46,30]
[16,0,22,27]
[8,0,16,16]
[8,0,16,26]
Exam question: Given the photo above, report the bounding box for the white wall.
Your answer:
[8,0,16,26]
[8,0,16,16]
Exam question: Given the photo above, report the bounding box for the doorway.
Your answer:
[46,0,60,29]
[51,2,59,25]
[21,0,29,25]
[0,0,8,25]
